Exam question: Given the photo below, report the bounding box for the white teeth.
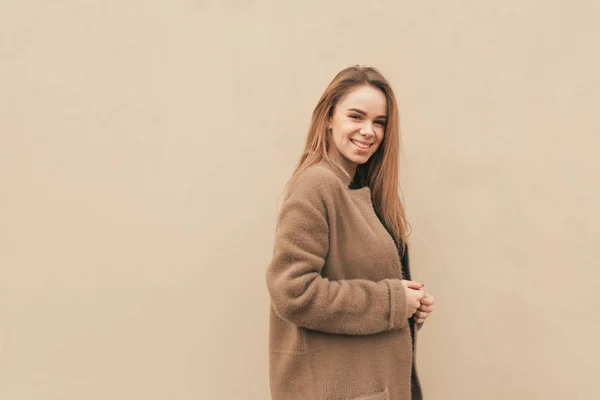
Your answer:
[351,139,371,149]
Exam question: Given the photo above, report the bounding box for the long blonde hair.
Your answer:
[284,65,410,251]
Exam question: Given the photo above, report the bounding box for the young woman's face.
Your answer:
[327,84,387,177]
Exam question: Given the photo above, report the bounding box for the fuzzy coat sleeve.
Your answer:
[266,169,408,335]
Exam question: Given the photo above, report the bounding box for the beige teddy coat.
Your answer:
[266,158,424,400]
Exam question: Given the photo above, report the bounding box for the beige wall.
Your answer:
[1,1,599,399]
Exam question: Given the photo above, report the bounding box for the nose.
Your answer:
[360,122,375,137]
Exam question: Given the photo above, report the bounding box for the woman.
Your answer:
[265,65,435,400]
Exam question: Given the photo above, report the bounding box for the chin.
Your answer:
[350,155,371,164]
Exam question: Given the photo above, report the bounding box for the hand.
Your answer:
[401,280,426,318]
[414,293,435,324]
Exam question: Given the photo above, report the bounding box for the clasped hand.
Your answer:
[401,280,435,324]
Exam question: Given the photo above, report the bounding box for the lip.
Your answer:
[351,139,374,145]
[350,139,373,151]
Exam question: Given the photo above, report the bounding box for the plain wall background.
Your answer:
[1,1,599,399]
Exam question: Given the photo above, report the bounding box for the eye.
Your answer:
[349,114,362,120]
[375,120,387,126]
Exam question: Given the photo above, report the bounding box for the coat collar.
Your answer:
[319,158,353,187]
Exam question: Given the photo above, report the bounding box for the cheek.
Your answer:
[336,127,354,142]
[338,121,355,134]
[373,135,384,151]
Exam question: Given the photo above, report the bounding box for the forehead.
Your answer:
[336,85,387,116]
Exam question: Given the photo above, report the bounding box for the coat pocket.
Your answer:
[349,387,390,400]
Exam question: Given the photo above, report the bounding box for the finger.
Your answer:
[407,288,425,298]
[420,295,435,306]
[418,305,433,313]
[415,318,425,324]
[414,311,429,319]
[403,280,424,290]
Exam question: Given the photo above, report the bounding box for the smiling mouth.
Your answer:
[351,139,373,149]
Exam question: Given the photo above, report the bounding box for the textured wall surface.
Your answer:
[1,1,599,399]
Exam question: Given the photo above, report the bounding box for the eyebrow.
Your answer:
[347,108,387,120]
